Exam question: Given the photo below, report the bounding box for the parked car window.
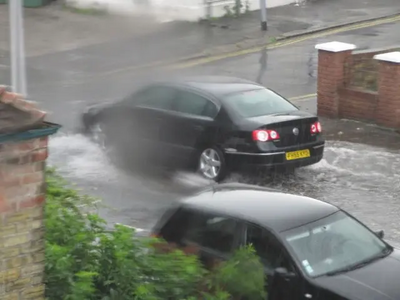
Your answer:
[223,88,297,118]
[183,212,239,254]
[158,207,194,244]
[136,86,177,110]
[245,224,293,271]
[282,211,389,278]
[175,91,218,118]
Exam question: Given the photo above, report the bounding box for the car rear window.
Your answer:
[224,88,297,118]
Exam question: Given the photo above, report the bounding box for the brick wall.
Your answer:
[0,87,59,300]
[0,137,49,300]
[338,88,378,121]
[316,42,400,130]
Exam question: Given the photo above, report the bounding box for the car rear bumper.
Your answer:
[224,142,325,170]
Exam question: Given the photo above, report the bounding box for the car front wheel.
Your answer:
[198,146,227,182]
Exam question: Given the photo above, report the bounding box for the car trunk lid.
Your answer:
[245,111,318,147]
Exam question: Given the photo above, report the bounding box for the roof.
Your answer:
[0,86,46,135]
[182,183,339,232]
[160,76,264,99]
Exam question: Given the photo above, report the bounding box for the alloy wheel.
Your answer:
[199,148,222,180]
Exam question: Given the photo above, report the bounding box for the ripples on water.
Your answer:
[49,134,400,196]
[49,134,400,240]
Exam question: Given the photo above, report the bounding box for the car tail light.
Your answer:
[252,129,280,142]
[310,121,322,134]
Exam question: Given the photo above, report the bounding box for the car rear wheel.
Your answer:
[198,147,227,182]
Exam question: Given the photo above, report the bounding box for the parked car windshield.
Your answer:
[224,88,298,118]
[282,211,389,278]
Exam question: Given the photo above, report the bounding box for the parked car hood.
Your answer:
[314,249,400,300]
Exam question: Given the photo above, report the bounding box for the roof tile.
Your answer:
[0,86,47,135]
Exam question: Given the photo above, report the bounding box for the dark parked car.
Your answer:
[82,76,324,181]
[152,183,399,300]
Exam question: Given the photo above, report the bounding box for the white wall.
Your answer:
[65,0,295,22]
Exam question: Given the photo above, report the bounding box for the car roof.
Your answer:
[181,183,339,232]
[156,76,264,100]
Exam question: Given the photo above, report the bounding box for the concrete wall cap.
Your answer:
[315,41,356,53]
[374,52,400,64]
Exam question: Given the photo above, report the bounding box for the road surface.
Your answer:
[19,21,400,243]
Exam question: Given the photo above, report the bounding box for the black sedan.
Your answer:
[152,183,399,300]
[82,76,324,181]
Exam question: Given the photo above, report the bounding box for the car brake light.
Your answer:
[311,121,322,134]
[252,129,280,142]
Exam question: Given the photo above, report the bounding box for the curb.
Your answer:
[172,12,400,65]
[278,12,400,41]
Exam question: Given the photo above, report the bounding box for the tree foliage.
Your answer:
[44,169,266,300]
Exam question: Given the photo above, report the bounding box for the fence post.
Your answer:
[315,41,356,118]
[235,0,241,16]
[374,52,400,129]
[204,0,212,20]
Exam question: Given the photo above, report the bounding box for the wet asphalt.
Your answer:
[10,21,400,243]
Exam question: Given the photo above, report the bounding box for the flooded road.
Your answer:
[48,134,400,244]
[27,20,400,246]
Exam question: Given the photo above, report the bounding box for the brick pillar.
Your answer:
[0,87,59,300]
[374,52,400,129]
[0,137,49,300]
[315,41,356,118]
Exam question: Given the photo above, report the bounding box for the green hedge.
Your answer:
[44,169,267,300]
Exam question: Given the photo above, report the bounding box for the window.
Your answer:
[158,207,193,244]
[183,212,239,253]
[246,224,293,270]
[223,88,297,118]
[175,91,218,118]
[282,211,389,277]
[136,86,177,110]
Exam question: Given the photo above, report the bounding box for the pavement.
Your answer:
[1,0,400,67]
[1,0,400,243]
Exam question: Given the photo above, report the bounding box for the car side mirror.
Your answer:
[375,230,385,239]
[274,267,296,280]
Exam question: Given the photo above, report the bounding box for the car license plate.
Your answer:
[285,149,310,160]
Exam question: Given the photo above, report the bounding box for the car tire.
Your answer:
[197,146,227,182]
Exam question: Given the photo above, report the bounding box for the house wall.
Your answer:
[0,137,48,300]
[65,0,295,21]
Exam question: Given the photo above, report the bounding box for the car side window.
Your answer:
[136,86,177,110]
[246,224,294,271]
[158,207,194,244]
[175,90,218,118]
[183,212,240,254]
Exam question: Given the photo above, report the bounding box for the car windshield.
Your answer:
[224,88,298,118]
[282,211,390,278]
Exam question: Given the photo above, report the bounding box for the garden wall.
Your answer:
[315,41,400,130]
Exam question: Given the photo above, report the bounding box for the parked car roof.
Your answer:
[181,183,339,232]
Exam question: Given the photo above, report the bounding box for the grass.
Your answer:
[63,3,107,16]
[349,59,379,91]
[348,48,400,92]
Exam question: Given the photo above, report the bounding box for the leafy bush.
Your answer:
[44,169,266,300]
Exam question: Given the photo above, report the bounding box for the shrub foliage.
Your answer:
[44,169,266,300]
